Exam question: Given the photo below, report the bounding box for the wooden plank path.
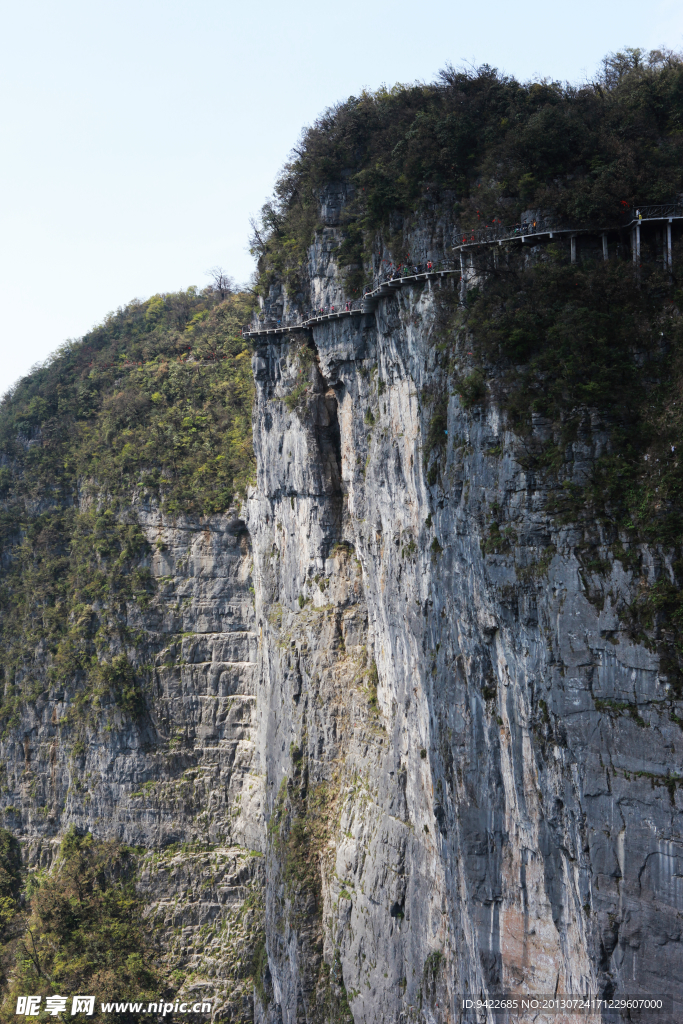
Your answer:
[243,204,683,340]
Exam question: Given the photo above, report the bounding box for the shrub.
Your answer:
[0,829,166,1022]
[0,289,256,729]
[252,50,683,300]
[456,371,485,409]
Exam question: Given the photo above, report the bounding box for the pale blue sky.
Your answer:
[1,0,682,394]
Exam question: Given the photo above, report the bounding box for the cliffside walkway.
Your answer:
[242,203,683,340]
[241,267,455,339]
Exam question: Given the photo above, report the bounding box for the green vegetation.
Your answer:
[423,950,443,980]
[252,934,269,1008]
[430,537,443,559]
[480,521,516,556]
[466,256,669,460]
[423,398,448,480]
[0,828,165,1023]
[2,288,255,512]
[320,951,355,1024]
[0,287,255,732]
[455,371,485,410]
[366,659,379,713]
[0,831,22,991]
[516,546,556,583]
[481,680,498,702]
[248,52,683,720]
[282,341,317,412]
[252,48,683,294]
[269,767,332,907]
[594,698,647,726]
[458,248,683,692]
[267,755,349,1020]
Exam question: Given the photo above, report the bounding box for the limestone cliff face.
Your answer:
[248,225,683,1023]
[2,215,682,1024]
[0,505,265,1018]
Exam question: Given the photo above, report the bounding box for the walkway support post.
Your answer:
[602,233,608,261]
[632,223,641,286]
[668,221,673,277]
[571,235,577,264]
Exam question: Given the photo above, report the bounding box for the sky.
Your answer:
[1,0,682,395]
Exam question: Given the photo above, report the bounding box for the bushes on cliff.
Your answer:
[463,251,683,544]
[252,47,683,293]
[0,286,255,731]
[0,829,164,1023]
[1,288,255,514]
[0,832,21,921]
[0,830,23,991]
[457,246,683,696]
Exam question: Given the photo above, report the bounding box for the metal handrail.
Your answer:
[243,204,683,335]
[622,202,683,224]
[373,258,455,282]
[243,263,463,335]
[243,264,461,334]
[456,221,558,244]
[243,300,366,335]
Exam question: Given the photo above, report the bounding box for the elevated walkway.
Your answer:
[242,269,455,339]
[243,203,682,340]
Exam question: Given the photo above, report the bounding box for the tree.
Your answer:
[0,829,166,1023]
[206,266,234,300]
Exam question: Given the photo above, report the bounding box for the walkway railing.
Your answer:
[457,221,553,244]
[245,299,365,334]
[242,266,456,337]
[623,202,683,224]
[459,204,683,243]
[374,257,455,281]
[244,204,683,337]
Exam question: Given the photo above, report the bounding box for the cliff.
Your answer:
[1,49,683,1024]
[0,290,266,1019]
[247,232,683,1024]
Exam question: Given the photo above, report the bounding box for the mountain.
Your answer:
[2,47,683,1024]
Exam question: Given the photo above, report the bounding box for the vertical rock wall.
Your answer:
[249,255,683,1023]
[1,216,682,1023]
[0,506,266,1018]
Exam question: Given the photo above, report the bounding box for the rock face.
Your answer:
[0,506,266,1019]
[2,214,682,1023]
[247,227,683,1023]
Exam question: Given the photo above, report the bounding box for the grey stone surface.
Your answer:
[2,209,682,1024]
[0,506,265,1017]
[246,224,683,1023]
